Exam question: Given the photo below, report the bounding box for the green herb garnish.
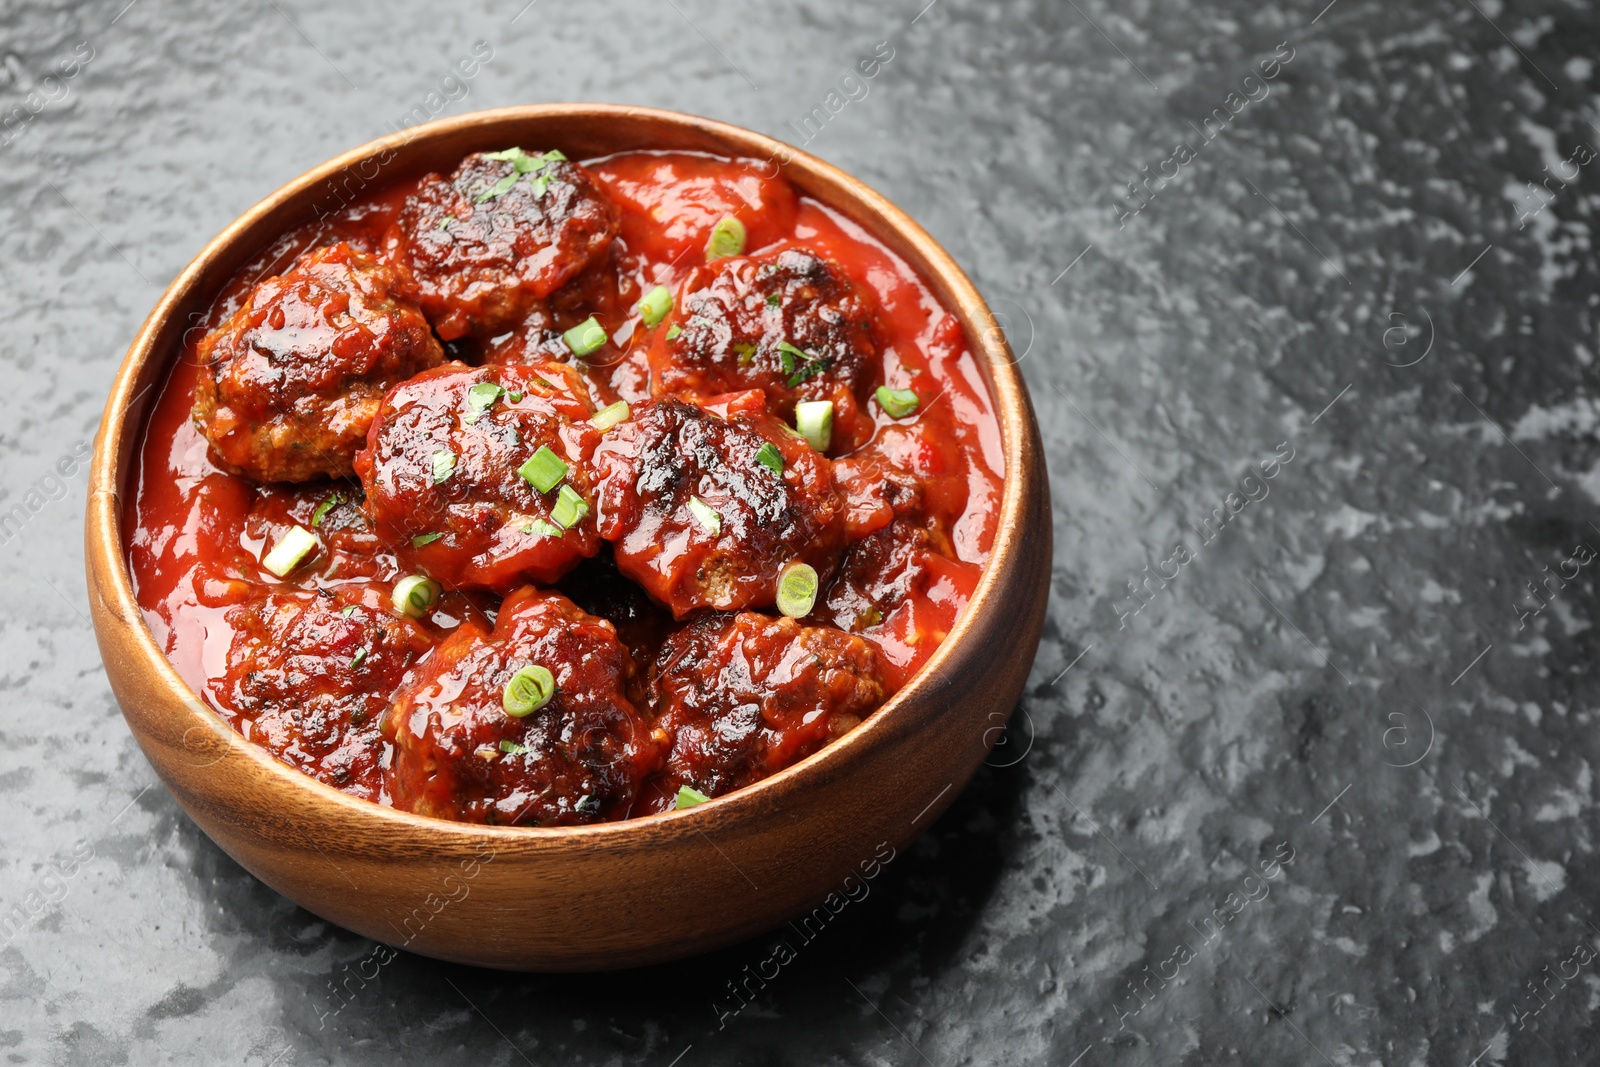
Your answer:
[755,442,783,476]
[518,445,568,493]
[465,382,504,424]
[502,664,556,717]
[311,492,343,528]
[430,449,457,484]
[563,315,607,357]
[676,785,710,809]
[776,561,819,618]
[498,739,528,755]
[637,285,672,327]
[706,215,746,260]
[412,532,444,547]
[687,495,722,536]
[551,485,589,529]
[875,386,920,418]
[591,400,631,432]
[779,341,829,387]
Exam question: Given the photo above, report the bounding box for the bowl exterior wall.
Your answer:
[86,105,1051,970]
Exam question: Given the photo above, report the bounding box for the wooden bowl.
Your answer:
[85,105,1051,971]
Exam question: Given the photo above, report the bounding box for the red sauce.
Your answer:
[124,150,1003,819]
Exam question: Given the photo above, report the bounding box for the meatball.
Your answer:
[386,148,620,339]
[354,361,603,591]
[810,520,983,691]
[383,587,662,825]
[647,248,881,449]
[830,423,971,542]
[593,396,846,618]
[192,242,446,482]
[641,612,884,811]
[207,583,438,800]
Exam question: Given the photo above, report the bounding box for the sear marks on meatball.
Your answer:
[387,148,621,340]
[593,396,845,618]
[209,582,438,801]
[647,248,882,448]
[809,520,982,692]
[383,587,662,825]
[192,242,446,483]
[355,360,603,591]
[640,611,884,812]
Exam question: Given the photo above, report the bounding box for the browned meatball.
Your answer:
[385,148,620,340]
[640,612,884,813]
[207,582,438,801]
[354,360,603,592]
[593,395,846,618]
[646,248,881,449]
[383,587,662,826]
[192,242,446,482]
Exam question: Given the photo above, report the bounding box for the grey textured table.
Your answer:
[4,0,1598,1063]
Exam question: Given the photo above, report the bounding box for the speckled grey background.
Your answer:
[4,0,1599,1062]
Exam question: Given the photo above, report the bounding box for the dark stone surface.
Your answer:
[4,0,1599,1062]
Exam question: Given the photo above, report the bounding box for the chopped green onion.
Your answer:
[637,285,673,327]
[766,293,781,307]
[437,215,455,229]
[875,386,920,418]
[794,400,833,452]
[341,604,358,618]
[551,485,589,529]
[311,492,343,528]
[412,532,444,547]
[675,785,710,809]
[498,739,528,755]
[706,215,747,260]
[521,518,562,538]
[431,449,457,484]
[591,400,631,432]
[502,664,556,717]
[518,445,568,493]
[687,495,722,536]
[262,525,318,577]
[350,647,368,669]
[666,324,682,341]
[755,442,784,476]
[574,794,601,815]
[392,575,441,618]
[465,382,504,424]
[777,561,819,618]
[507,389,525,403]
[563,316,607,357]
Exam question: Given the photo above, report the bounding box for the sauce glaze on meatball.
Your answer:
[594,395,845,618]
[383,587,662,825]
[208,582,439,801]
[355,361,602,591]
[641,611,884,812]
[648,248,882,449]
[386,149,620,339]
[192,242,446,482]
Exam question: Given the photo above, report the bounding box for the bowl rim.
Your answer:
[88,102,1033,844]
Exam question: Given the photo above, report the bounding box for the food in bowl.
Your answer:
[124,146,1005,826]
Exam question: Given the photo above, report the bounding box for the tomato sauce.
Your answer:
[124,149,1003,820]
